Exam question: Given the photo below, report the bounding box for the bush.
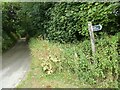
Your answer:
[46,2,119,43]
[2,2,20,52]
[2,31,17,52]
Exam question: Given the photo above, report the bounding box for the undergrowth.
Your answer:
[18,33,119,88]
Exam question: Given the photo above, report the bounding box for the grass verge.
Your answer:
[17,34,119,88]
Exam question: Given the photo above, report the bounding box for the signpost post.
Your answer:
[88,22,96,55]
[88,22,102,55]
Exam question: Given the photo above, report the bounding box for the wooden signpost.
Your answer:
[88,22,96,55]
[88,22,102,55]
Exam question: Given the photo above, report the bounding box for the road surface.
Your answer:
[0,39,31,89]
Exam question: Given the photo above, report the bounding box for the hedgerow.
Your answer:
[2,3,20,52]
[3,2,119,43]
[46,2,119,42]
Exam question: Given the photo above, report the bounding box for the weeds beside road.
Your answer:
[18,34,119,88]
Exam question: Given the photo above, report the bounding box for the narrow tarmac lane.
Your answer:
[1,39,31,88]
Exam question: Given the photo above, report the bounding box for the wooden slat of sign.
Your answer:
[88,22,96,54]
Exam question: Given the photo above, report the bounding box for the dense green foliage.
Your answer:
[16,2,120,43]
[2,2,120,43]
[2,2,120,88]
[16,2,54,38]
[28,34,118,87]
[2,3,20,52]
[46,2,119,42]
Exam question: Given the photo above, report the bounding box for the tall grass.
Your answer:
[27,33,119,88]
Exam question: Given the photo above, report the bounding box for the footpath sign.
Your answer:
[88,22,102,55]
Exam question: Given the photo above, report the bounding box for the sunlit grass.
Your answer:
[17,35,118,88]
